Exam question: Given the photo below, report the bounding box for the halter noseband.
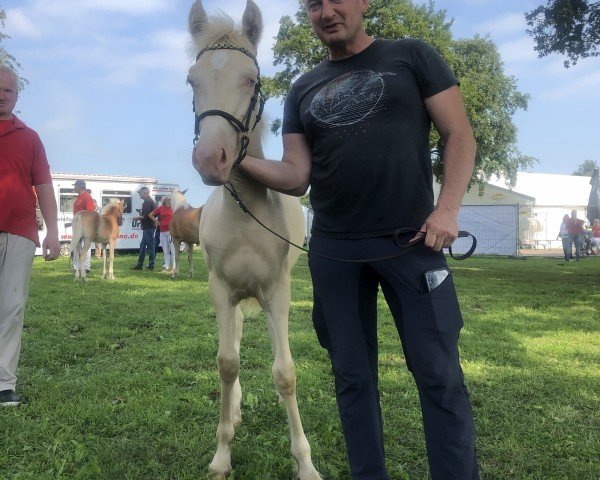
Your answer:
[192,43,266,166]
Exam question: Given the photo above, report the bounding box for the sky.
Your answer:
[3,0,599,207]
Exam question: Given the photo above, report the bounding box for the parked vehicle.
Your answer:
[35,173,179,256]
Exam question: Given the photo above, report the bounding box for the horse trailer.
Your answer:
[35,173,179,256]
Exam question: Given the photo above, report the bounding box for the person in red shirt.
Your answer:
[71,179,95,273]
[566,209,585,261]
[149,196,176,272]
[0,64,60,407]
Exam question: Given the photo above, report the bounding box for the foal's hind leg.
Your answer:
[172,239,181,277]
[208,275,241,479]
[79,239,92,282]
[262,280,321,480]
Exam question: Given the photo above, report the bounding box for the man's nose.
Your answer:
[321,0,336,19]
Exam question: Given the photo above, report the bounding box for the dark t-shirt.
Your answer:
[140,197,157,230]
[283,38,458,238]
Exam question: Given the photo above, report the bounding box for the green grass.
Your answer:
[1,253,599,479]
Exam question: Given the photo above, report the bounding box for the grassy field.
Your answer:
[1,252,599,479]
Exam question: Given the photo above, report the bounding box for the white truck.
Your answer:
[35,173,179,256]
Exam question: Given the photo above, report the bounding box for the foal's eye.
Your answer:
[247,77,257,87]
[186,77,194,87]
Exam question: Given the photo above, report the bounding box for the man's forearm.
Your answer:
[242,155,309,196]
[436,131,476,214]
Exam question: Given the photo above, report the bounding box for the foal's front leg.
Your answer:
[208,275,242,479]
[107,241,116,280]
[262,280,322,480]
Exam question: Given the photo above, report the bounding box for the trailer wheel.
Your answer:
[60,243,71,257]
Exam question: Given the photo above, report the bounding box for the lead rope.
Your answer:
[223,182,477,263]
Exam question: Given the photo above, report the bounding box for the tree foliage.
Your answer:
[572,159,599,176]
[264,0,534,189]
[0,6,28,89]
[526,0,600,68]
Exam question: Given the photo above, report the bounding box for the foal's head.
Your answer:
[102,198,125,226]
[188,0,264,186]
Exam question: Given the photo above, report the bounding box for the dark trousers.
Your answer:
[567,234,581,260]
[308,235,479,480]
[136,228,155,268]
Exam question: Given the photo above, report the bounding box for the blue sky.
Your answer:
[4,0,599,207]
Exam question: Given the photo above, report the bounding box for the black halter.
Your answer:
[192,43,266,166]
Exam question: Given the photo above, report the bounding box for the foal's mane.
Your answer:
[101,198,120,215]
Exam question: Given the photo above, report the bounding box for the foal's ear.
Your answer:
[242,0,263,47]
[189,0,208,36]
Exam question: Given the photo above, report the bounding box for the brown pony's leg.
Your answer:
[187,243,194,278]
[172,239,181,277]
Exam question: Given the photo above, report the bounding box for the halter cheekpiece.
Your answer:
[192,43,266,166]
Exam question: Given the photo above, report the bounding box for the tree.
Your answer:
[264,0,535,190]
[525,0,600,67]
[0,6,28,90]
[572,159,599,175]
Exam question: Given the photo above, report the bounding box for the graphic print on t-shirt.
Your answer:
[306,70,393,128]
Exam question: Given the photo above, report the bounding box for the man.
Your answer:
[72,179,95,273]
[0,64,60,407]
[131,187,156,270]
[222,0,479,478]
[566,209,585,261]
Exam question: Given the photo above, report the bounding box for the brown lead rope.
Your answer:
[224,182,477,263]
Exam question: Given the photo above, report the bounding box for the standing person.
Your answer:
[72,179,95,273]
[149,196,176,273]
[131,187,156,270]
[0,64,60,407]
[222,1,479,478]
[566,209,585,261]
[557,214,571,261]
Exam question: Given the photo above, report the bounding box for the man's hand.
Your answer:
[410,208,459,251]
[42,234,61,261]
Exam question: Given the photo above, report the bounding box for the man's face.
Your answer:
[0,71,19,120]
[305,0,368,49]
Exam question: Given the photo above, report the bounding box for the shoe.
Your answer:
[131,265,143,270]
[85,269,91,274]
[0,390,21,407]
[146,265,154,270]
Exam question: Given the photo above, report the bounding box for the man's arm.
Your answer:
[414,85,476,251]
[239,133,313,196]
[35,183,61,261]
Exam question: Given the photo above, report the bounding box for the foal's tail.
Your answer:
[70,213,84,254]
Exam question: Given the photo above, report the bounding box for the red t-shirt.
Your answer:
[592,225,600,237]
[151,205,173,232]
[0,116,52,246]
[566,217,584,236]
[73,191,95,214]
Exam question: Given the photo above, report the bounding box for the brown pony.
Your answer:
[169,191,203,277]
[70,198,125,281]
